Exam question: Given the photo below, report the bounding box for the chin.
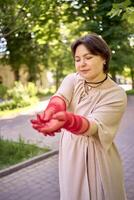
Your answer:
[80,73,92,81]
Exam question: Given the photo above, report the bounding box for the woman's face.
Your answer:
[74,44,106,82]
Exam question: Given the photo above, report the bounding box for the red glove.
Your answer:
[53,111,90,135]
[32,111,90,136]
[31,96,66,136]
[31,95,66,124]
[32,118,65,136]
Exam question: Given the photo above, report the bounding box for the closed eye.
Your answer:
[75,59,80,62]
[86,56,93,60]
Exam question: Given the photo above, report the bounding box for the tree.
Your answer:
[108,0,134,87]
[108,0,134,24]
[0,0,64,82]
[0,0,41,80]
[58,0,133,81]
[0,0,133,88]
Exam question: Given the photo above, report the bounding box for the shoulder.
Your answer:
[63,73,76,82]
[99,77,127,107]
[65,72,76,78]
[62,72,83,86]
[108,78,127,101]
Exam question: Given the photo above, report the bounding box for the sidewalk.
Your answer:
[0,154,60,200]
[0,96,134,200]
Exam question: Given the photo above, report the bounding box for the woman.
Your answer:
[31,33,127,200]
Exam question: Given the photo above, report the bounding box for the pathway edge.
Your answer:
[0,150,58,178]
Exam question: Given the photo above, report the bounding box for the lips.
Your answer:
[80,70,90,73]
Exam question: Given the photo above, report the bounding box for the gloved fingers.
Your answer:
[47,132,55,136]
[30,119,42,125]
[38,127,56,136]
[30,113,48,126]
[42,132,55,136]
[31,123,54,136]
[43,110,53,122]
[37,112,46,122]
[36,114,41,121]
[36,119,63,134]
[30,113,45,125]
[32,124,44,129]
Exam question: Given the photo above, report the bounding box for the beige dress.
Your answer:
[55,73,127,200]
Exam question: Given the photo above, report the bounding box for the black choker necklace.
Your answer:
[85,74,108,85]
[85,74,108,87]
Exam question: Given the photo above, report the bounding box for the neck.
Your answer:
[85,74,108,87]
[86,73,107,83]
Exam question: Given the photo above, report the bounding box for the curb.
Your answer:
[0,149,58,178]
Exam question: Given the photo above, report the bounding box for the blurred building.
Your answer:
[0,64,53,89]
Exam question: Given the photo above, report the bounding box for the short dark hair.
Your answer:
[71,33,111,73]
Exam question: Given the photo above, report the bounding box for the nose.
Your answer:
[80,58,86,67]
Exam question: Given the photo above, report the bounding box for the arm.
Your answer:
[84,89,127,150]
[53,111,90,135]
[32,111,90,136]
[31,97,90,136]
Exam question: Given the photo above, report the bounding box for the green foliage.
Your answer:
[0,84,7,99]
[108,0,134,24]
[37,87,55,98]
[126,89,134,95]
[0,0,133,87]
[108,0,131,17]
[0,0,62,81]
[0,81,38,111]
[7,81,30,103]
[59,0,133,80]
[26,82,38,97]
[0,99,20,111]
[123,7,134,24]
[0,136,50,170]
[0,98,32,111]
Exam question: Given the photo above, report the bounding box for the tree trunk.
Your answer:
[14,70,19,81]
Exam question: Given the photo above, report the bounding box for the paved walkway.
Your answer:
[0,96,134,200]
[0,155,59,200]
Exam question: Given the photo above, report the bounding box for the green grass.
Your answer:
[0,137,50,170]
[126,89,134,95]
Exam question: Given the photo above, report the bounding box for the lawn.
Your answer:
[126,89,134,95]
[0,137,50,170]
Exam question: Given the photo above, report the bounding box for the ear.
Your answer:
[103,60,106,65]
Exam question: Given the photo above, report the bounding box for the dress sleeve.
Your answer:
[55,73,75,107]
[85,89,127,151]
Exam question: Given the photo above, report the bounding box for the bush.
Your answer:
[26,82,38,97]
[0,81,38,111]
[0,99,30,111]
[0,84,7,99]
[0,100,17,111]
[7,81,30,102]
[126,89,134,95]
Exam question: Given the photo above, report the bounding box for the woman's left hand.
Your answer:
[31,117,65,136]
